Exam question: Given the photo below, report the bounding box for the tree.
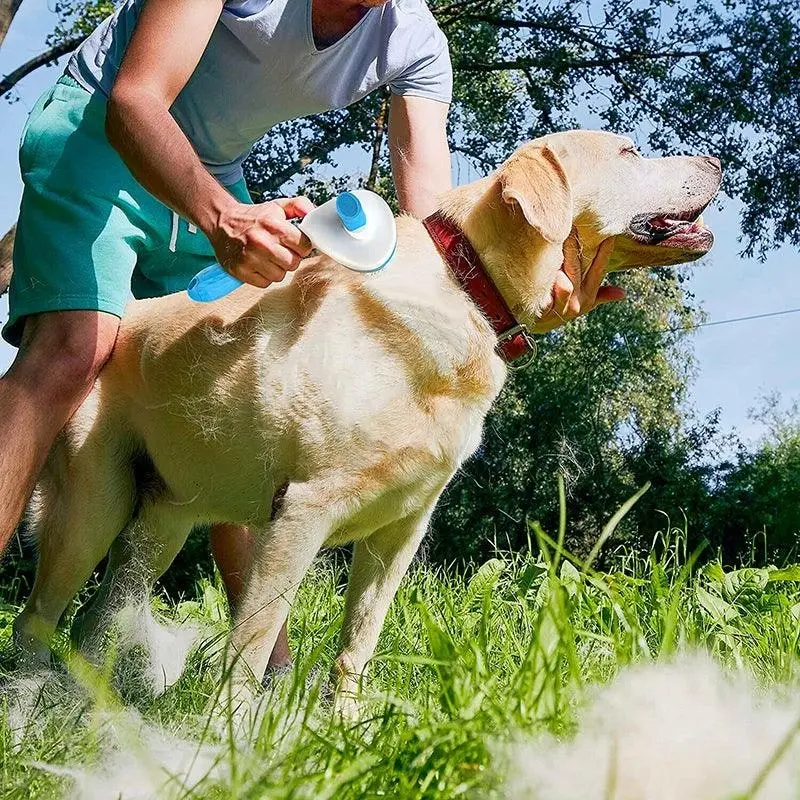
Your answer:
[2,1,799,254]
[709,398,800,564]
[0,0,23,49]
[429,266,722,562]
[0,225,13,294]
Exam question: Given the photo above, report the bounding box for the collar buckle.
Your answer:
[496,323,531,345]
[497,323,537,368]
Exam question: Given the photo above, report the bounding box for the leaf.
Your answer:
[768,567,800,583]
[465,558,506,607]
[702,562,727,584]
[722,568,770,600]
[516,561,547,598]
[696,585,739,622]
[559,560,582,598]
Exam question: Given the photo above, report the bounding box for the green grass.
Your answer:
[2,512,800,799]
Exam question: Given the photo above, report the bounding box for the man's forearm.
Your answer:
[106,87,237,236]
[396,180,450,219]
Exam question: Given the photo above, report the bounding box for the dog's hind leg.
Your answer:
[332,506,434,716]
[13,425,136,665]
[71,499,195,657]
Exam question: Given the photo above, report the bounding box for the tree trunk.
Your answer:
[0,0,23,49]
[365,92,390,192]
[0,224,15,297]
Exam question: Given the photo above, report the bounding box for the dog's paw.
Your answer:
[11,615,54,671]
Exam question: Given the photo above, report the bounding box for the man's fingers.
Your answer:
[236,269,271,289]
[273,195,316,219]
[594,284,626,307]
[249,226,304,270]
[582,238,616,299]
[262,242,300,273]
[275,220,313,257]
[553,270,575,317]
[561,234,582,288]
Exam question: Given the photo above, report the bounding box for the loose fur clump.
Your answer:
[113,603,204,697]
[501,655,800,800]
[1,668,88,746]
[2,660,228,799]
[21,707,228,800]
[60,711,228,800]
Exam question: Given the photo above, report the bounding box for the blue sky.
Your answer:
[1,1,798,446]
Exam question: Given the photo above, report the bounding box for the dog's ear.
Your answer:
[499,145,573,244]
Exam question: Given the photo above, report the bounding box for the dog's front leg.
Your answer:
[332,506,434,717]
[227,482,336,692]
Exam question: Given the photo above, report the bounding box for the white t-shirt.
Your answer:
[67,0,453,185]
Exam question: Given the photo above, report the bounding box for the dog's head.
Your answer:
[446,130,722,323]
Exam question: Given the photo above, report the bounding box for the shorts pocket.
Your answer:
[18,85,67,176]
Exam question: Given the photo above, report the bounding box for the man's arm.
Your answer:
[107,0,311,288]
[388,94,452,217]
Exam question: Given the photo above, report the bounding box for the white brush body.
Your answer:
[299,190,397,273]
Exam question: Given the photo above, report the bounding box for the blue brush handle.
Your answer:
[187,264,243,302]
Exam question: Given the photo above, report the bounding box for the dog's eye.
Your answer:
[620,145,641,158]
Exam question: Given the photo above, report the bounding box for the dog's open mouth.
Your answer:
[627,208,714,252]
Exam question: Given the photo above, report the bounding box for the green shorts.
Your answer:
[4,75,251,347]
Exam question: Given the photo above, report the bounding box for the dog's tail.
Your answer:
[0,224,14,298]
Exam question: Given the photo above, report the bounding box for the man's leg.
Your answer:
[0,310,120,555]
[210,523,292,668]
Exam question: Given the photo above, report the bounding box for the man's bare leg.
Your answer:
[210,522,292,668]
[0,310,120,555]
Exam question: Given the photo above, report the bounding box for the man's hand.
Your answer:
[532,237,626,333]
[210,197,315,288]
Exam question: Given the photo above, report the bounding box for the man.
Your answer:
[0,0,621,666]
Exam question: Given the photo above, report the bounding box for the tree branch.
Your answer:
[249,141,340,197]
[365,91,390,191]
[458,15,602,34]
[0,0,23,49]
[1,35,84,97]
[458,46,734,73]
[434,0,496,28]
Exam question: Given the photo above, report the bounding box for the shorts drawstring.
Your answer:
[168,213,199,253]
[169,211,179,253]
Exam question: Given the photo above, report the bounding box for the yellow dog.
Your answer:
[15,130,721,713]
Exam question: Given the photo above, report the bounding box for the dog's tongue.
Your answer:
[663,214,706,231]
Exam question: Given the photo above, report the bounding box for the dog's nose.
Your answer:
[700,155,722,173]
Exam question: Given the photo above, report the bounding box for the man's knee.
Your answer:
[15,311,120,403]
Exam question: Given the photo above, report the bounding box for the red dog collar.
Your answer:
[422,211,535,364]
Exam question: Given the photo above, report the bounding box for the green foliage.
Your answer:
[431,267,714,562]
[710,398,800,562]
[48,0,114,43]
[3,517,800,798]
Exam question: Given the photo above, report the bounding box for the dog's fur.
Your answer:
[13,131,721,708]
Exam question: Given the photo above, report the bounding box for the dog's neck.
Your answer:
[423,212,535,363]
[437,180,565,327]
